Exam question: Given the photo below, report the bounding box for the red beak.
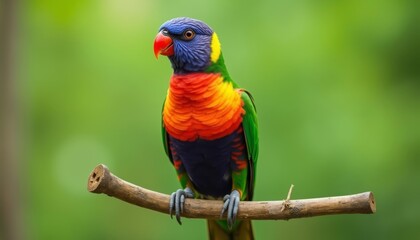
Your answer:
[154,31,174,58]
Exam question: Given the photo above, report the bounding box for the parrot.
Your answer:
[154,17,258,240]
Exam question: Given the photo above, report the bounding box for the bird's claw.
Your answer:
[169,188,194,225]
[220,190,240,229]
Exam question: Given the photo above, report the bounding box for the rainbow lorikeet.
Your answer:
[154,17,258,240]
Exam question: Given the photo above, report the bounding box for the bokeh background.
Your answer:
[1,0,419,239]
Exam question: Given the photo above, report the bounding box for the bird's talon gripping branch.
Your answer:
[169,188,194,225]
[220,190,240,229]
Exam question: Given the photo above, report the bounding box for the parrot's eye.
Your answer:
[162,29,169,36]
[183,30,195,40]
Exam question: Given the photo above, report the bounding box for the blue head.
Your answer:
[154,17,221,73]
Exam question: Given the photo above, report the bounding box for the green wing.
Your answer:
[240,90,259,200]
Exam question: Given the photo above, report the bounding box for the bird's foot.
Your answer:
[169,187,194,225]
[220,190,240,229]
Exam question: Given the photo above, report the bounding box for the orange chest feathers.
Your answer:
[163,73,244,141]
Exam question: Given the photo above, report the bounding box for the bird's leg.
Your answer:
[220,189,240,229]
[169,187,194,225]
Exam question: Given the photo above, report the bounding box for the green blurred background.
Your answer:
[3,0,420,239]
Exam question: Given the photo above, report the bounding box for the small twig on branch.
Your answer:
[87,164,376,220]
[280,184,294,212]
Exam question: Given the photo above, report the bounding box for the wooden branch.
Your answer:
[87,164,376,220]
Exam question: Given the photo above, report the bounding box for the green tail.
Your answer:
[207,220,254,240]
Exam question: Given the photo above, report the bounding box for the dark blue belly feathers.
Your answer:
[169,130,243,198]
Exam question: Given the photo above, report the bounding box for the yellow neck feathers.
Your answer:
[210,32,221,63]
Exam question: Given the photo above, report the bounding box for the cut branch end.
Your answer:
[87,164,108,193]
